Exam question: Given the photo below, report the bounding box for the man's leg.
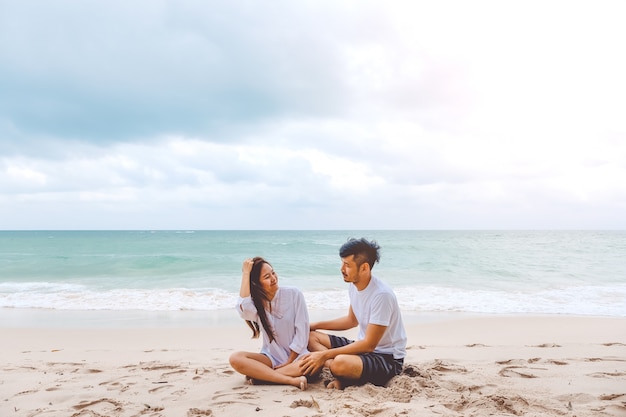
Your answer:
[307,333,367,389]
[326,354,363,389]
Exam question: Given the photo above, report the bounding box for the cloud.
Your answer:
[1,1,625,229]
[0,1,482,149]
[0,1,362,145]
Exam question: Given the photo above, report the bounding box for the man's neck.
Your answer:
[354,274,372,291]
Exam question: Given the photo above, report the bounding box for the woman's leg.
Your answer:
[307,330,332,352]
[229,351,306,390]
[274,361,306,377]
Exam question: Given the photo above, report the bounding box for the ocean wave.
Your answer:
[1,282,625,316]
[393,285,626,317]
[0,283,237,311]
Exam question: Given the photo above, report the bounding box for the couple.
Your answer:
[229,238,407,390]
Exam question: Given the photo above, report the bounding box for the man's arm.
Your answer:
[300,322,387,375]
[310,307,358,332]
[321,322,386,358]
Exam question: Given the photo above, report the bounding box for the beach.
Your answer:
[2,312,625,417]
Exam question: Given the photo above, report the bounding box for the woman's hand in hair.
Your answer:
[242,258,255,275]
[239,258,255,297]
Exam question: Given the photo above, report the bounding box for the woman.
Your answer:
[229,257,309,390]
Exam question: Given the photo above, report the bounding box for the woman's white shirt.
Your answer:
[236,286,310,367]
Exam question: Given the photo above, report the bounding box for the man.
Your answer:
[300,238,407,389]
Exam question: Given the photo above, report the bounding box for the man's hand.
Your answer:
[299,351,327,376]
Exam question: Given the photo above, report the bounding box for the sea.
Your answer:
[1,230,625,326]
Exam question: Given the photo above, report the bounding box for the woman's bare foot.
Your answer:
[297,375,307,391]
[326,379,344,390]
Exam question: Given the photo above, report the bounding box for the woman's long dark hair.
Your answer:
[245,257,276,343]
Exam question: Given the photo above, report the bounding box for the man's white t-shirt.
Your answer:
[349,275,407,360]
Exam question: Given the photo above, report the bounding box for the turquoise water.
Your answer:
[1,230,625,316]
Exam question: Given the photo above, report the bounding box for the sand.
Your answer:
[1,312,625,417]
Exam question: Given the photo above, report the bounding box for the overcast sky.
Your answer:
[1,1,625,230]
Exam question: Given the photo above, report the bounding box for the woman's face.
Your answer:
[258,262,278,295]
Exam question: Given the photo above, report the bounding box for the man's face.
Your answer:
[340,255,361,284]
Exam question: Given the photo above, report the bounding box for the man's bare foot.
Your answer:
[326,379,344,390]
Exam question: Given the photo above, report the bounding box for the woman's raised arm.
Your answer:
[239,258,255,298]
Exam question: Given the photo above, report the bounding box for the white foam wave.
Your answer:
[394,285,626,317]
[2,282,625,316]
[0,283,237,311]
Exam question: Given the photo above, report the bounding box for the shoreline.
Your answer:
[2,314,625,416]
[2,306,624,329]
[0,307,486,329]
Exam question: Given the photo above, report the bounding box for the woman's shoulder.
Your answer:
[279,286,304,298]
[280,285,301,293]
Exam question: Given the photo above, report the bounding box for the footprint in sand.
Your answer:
[148,384,175,393]
[72,398,123,411]
[587,371,626,378]
[99,376,137,392]
[546,359,568,365]
[599,393,626,400]
[290,398,321,412]
[141,363,180,371]
[160,388,188,402]
[161,369,187,377]
[15,389,38,396]
[498,366,538,378]
[212,390,260,401]
[47,361,84,367]
[468,384,498,396]
[406,344,426,350]
[495,359,526,366]
[485,394,529,415]
[187,408,213,416]
[429,360,468,374]
[400,364,431,379]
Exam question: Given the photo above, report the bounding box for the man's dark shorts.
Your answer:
[329,335,404,386]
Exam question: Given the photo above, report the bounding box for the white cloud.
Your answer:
[0,1,625,229]
[5,164,47,188]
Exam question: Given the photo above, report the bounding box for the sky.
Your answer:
[1,1,625,230]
